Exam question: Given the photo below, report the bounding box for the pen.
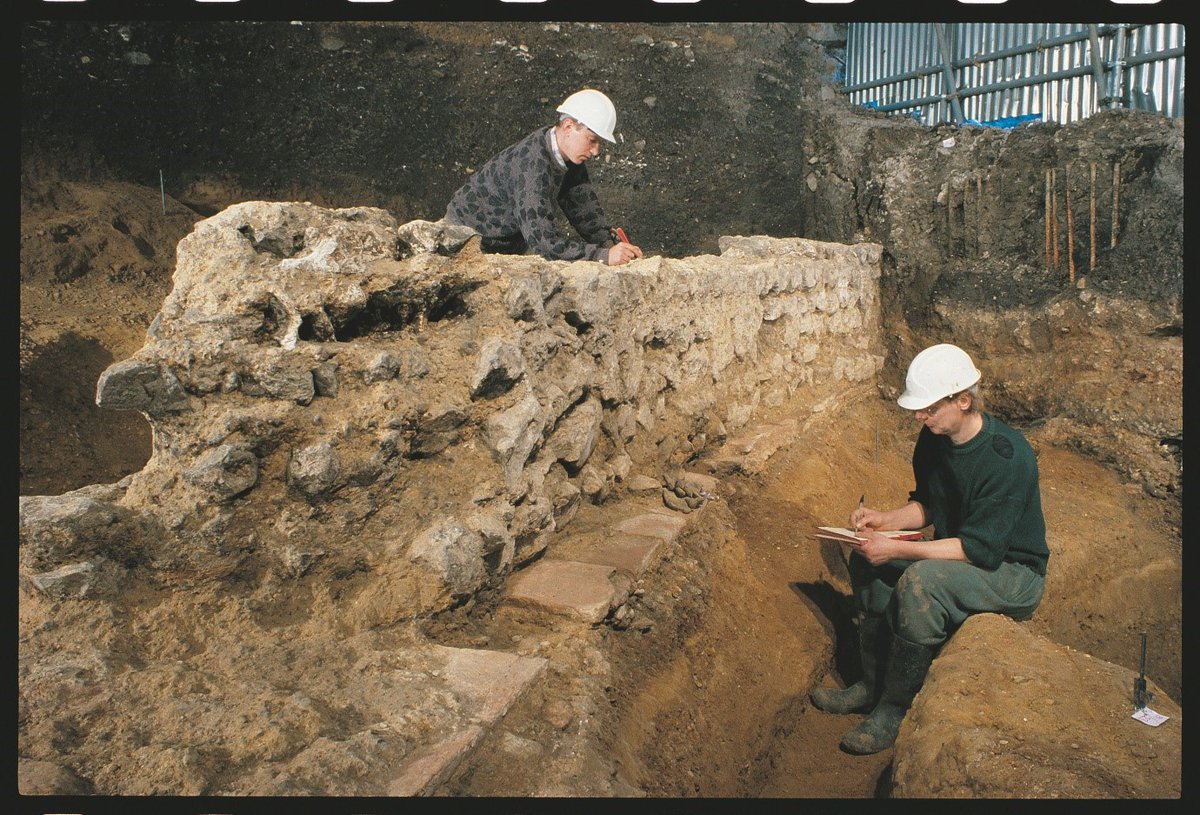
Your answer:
[856,494,865,529]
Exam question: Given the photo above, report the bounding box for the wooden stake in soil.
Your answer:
[961,180,969,257]
[1112,161,1120,249]
[976,170,984,256]
[1051,168,1059,272]
[1065,165,1076,285]
[1089,161,1098,271]
[1044,169,1052,273]
[947,182,954,257]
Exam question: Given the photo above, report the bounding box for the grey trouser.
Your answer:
[849,557,1045,647]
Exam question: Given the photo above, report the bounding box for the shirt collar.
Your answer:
[548,127,568,169]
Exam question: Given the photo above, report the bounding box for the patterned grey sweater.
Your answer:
[445,126,614,263]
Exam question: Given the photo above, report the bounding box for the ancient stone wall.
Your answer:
[20,202,884,625]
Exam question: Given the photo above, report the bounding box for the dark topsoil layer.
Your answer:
[21,20,1182,317]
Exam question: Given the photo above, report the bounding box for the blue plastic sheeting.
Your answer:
[960,113,1043,130]
[857,104,1040,130]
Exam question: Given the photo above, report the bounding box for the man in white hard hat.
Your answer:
[811,343,1050,755]
[444,88,643,265]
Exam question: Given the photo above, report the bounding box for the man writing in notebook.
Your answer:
[444,88,642,266]
[811,343,1050,755]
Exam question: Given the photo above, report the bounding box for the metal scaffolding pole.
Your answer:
[934,23,967,124]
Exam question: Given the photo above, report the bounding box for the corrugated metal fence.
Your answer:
[842,22,1185,127]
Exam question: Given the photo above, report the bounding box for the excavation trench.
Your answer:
[603,395,928,798]
[434,393,1181,798]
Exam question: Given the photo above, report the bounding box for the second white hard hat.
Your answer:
[556,88,617,143]
[897,343,982,410]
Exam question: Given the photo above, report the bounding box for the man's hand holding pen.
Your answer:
[852,494,881,532]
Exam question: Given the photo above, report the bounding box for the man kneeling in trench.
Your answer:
[812,343,1051,754]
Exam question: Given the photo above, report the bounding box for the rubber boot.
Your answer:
[810,614,887,714]
[839,634,936,755]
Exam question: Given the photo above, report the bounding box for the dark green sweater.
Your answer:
[909,413,1050,576]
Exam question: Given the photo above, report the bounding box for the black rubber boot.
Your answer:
[839,634,936,755]
[810,614,887,714]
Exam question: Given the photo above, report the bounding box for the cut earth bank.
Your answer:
[19,20,1181,800]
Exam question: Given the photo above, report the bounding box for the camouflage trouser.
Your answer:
[849,557,1045,647]
[477,233,528,255]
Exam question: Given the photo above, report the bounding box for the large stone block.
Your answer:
[183,444,260,501]
[483,393,545,494]
[95,358,190,414]
[407,520,487,602]
[19,494,137,571]
[470,337,526,400]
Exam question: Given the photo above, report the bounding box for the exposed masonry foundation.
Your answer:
[21,201,885,626]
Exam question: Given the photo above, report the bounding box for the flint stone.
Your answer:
[407,520,486,600]
[26,558,123,600]
[544,467,582,529]
[549,479,581,529]
[505,276,545,321]
[579,463,609,503]
[548,398,602,473]
[396,218,478,255]
[279,236,339,274]
[554,266,618,329]
[95,358,190,414]
[511,497,554,564]
[366,350,428,383]
[409,409,470,458]
[19,495,134,571]
[608,452,633,482]
[288,441,341,496]
[183,444,260,500]
[483,394,545,494]
[471,338,527,400]
[312,360,339,396]
[674,471,719,496]
[365,351,402,383]
[465,508,515,574]
[239,363,315,405]
[602,402,638,444]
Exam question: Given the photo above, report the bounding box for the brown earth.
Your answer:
[19,19,1182,801]
[423,394,1179,798]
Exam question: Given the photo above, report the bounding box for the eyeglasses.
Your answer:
[912,397,951,418]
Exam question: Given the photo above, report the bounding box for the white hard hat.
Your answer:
[897,343,982,410]
[556,88,617,143]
